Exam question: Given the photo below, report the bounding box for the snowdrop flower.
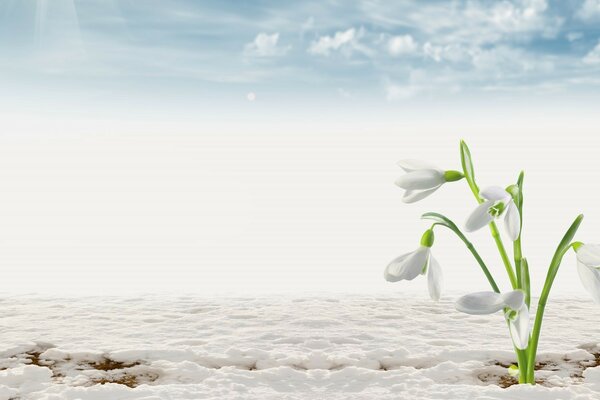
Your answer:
[464,186,521,241]
[384,229,442,301]
[574,243,600,303]
[455,290,529,349]
[395,160,463,203]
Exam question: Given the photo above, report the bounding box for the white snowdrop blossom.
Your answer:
[455,290,529,350]
[574,243,600,303]
[464,186,521,241]
[384,230,442,301]
[395,160,463,203]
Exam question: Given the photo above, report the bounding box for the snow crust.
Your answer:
[1,293,600,399]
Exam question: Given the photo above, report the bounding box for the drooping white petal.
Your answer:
[464,200,494,232]
[400,246,431,281]
[395,170,445,190]
[396,159,440,172]
[402,186,441,203]
[383,252,412,282]
[503,200,521,241]
[455,291,506,315]
[576,244,600,269]
[507,304,529,350]
[480,186,509,201]
[500,290,525,311]
[427,255,443,301]
[577,261,600,303]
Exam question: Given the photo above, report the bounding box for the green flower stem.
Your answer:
[514,171,525,292]
[515,345,528,384]
[525,214,584,384]
[427,210,524,375]
[490,222,518,289]
[460,141,523,379]
[460,141,517,289]
[424,213,499,293]
[512,171,529,382]
[521,258,531,308]
[464,237,500,293]
[514,240,523,289]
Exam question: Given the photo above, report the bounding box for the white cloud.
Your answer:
[423,42,471,63]
[567,32,583,42]
[576,0,600,20]
[362,0,562,46]
[308,28,370,56]
[423,42,443,62]
[387,35,416,56]
[244,33,289,57]
[583,41,600,65]
[487,0,549,32]
[472,45,540,74]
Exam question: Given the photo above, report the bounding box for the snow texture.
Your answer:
[1,293,600,399]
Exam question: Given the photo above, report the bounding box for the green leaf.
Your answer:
[540,214,584,293]
[526,213,584,382]
[460,140,475,183]
[551,215,584,269]
[460,140,480,199]
[516,171,524,210]
[517,170,524,188]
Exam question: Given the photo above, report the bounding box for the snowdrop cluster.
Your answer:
[384,140,597,384]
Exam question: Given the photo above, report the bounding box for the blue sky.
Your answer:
[1,0,600,119]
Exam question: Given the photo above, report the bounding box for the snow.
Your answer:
[1,293,600,399]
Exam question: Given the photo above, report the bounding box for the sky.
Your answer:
[0,1,600,296]
[1,0,600,117]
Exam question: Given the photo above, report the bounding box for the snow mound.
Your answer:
[1,294,600,399]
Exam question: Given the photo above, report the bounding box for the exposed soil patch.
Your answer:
[89,371,160,388]
[7,349,157,388]
[86,357,140,371]
[91,374,140,388]
[482,353,600,388]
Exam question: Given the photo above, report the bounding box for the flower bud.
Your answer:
[420,229,435,248]
[508,365,520,377]
[443,170,464,182]
[505,184,519,200]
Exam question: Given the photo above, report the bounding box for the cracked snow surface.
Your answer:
[1,293,600,399]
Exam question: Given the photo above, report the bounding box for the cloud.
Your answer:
[423,42,471,63]
[244,33,290,57]
[2,0,599,105]
[387,35,416,56]
[583,41,600,65]
[487,0,550,32]
[361,0,562,44]
[576,0,600,20]
[384,69,463,101]
[308,28,370,56]
[471,45,554,76]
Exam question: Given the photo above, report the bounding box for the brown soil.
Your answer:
[487,352,600,388]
